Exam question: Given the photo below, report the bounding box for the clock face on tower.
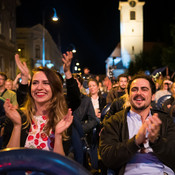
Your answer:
[129,0,136,7]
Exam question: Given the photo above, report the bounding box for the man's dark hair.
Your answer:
[0,72,7,80]
[117,73,128,81]
[127,74,156,95]
[83,67,89,71]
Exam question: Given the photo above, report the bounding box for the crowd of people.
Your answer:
[0,53,175,175]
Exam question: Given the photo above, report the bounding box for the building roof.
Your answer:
[110,43,121,57]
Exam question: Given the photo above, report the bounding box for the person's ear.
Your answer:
[151,94,155,101]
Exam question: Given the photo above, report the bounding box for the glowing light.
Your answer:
[46,63,54,68]
[18,48,21,52]
[42,36,45,66]
[42,8,58,66]
[122,49,131,68]
[69,44,76,53]
[35,63,42,67]
[72,48,76,53]
[52,8,59,21]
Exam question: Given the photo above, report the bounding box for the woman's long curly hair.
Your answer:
[21,67,68,140]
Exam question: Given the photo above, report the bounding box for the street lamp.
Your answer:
[68,43,76,53]
[42,8,58,67]
[52,8,59,21]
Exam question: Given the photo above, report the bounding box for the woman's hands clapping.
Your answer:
[4,99,21,127]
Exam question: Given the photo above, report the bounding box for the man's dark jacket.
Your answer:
[99,107,175,175]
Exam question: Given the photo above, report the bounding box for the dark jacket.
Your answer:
[162,96,175,114]
[65,77,81,111]
[0,97,5,117]
[106,87,125,104]
[17,84,28,107]
[3,111,30,148]
[73,93,97,134]
[98,95,106,113]
[103,96,125,123]
[99,107,175,175]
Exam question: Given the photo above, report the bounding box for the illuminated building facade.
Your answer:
[0,0,19,79]
[119,0,145,68]
[106,0,145,77]
[16,24,63,72]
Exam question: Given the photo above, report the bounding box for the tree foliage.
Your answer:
[127,45,163,75]
[162,18,175,71]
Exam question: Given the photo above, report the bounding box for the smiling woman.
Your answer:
[3,66,73,156]
[31,71,53,106]
[2,51,80,158]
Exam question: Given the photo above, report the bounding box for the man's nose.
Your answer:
[136,88,142,94]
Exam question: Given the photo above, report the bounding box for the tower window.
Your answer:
[132,46,135,54]
[130,11,136,20]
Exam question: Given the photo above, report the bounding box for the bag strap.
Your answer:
[0,89,7,97]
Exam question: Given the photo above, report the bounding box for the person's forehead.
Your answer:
[33,71,47,80]
[5,81,11,84]
[89,81,97,85]
[131,78,150,87]
[119,77,127,81]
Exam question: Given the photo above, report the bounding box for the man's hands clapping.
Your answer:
[135,113,162,145]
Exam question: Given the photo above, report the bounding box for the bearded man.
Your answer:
[100,74,175,175]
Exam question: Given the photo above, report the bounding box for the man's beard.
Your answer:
[132,104,150,111]
[131,95,150,111]
[119,86,126,91]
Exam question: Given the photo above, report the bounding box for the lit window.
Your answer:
[132,46,135,54]
[9,28,12,40]
[35,45,40,58]
[2,2,5,10]
[130,11,136,20]
[0,22,1,34]
[18,44,25,57]
[0,55,4,72]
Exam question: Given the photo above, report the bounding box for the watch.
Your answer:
[129,0,136,7]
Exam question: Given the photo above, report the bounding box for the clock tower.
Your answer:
[119,0,145,68]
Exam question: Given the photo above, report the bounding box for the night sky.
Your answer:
[16,0,175,74]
